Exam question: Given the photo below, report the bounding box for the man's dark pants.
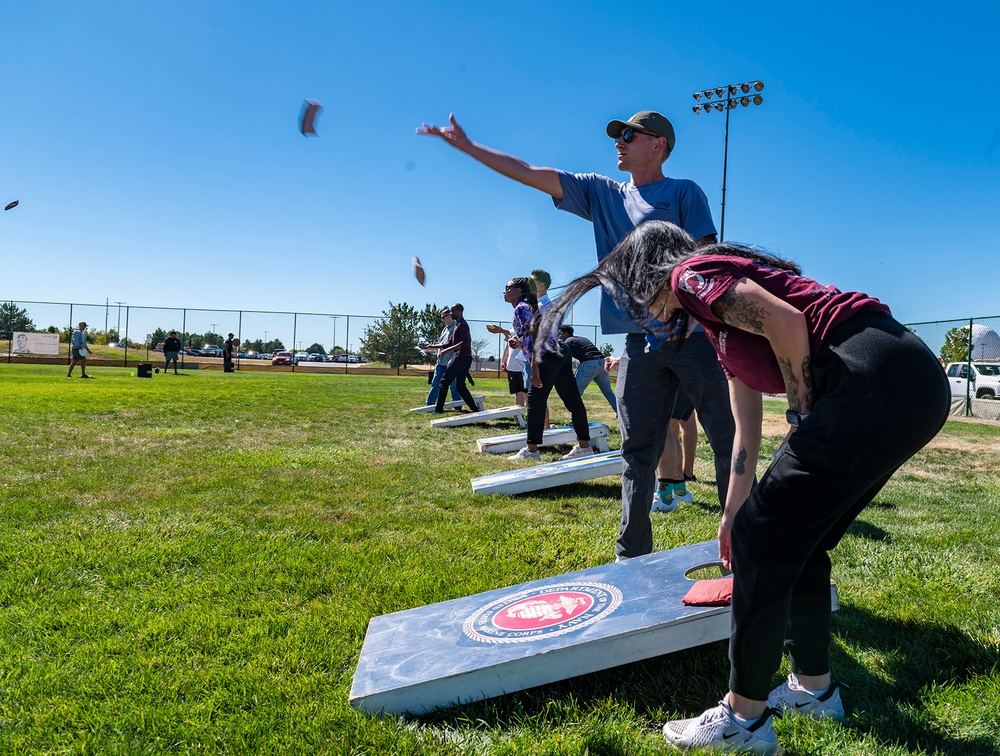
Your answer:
[434,354,479,413]
[615,331,735,558]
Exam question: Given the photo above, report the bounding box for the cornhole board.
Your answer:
[431,405,526,429]
[349,539,840,716]
[471,450,622,495]
[410,396,486,413]
[477,422,610,455]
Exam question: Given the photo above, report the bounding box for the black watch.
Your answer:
[786,409,809,426]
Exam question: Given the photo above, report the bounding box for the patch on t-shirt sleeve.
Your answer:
[677,266,716,301]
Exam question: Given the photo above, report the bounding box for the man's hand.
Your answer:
[416,113,472,151]
[604,356,620,373]
[416,113,564,199]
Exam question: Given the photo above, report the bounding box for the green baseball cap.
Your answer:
[606,111,676,152]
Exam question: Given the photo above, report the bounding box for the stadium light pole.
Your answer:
[692,79,765,241]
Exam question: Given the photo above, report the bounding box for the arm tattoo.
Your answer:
[779,355,815,412]
[712,290,766,334]
[733,446,748,476]
[800,355,815,411]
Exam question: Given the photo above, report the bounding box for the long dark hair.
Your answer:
[532,220,800,363]
[507,277,539,314]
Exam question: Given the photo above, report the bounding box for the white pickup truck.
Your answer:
[945,362,1000,400]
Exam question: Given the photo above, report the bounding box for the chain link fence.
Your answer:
[1,299,607,377]
[906,315,1000,421]
[5,298,997,420]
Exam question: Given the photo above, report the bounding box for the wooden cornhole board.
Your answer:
[431,405,526,429]
[476,422,611,455]
[471,450,622,495]
[349,539,841,716]
[410,396,486,413]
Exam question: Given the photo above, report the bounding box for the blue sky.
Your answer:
[2,1,997,354]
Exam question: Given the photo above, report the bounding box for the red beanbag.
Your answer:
[682,577,734,607]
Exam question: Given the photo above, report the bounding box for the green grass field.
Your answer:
[1,364,998,755]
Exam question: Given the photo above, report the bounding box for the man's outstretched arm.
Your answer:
[417,114,564,200]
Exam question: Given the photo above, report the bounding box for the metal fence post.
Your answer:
[965,319,974,416]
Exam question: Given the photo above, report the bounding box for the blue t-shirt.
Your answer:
[554,171,717,334]
[71,329,87,349]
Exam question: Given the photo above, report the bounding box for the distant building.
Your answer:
[969,324,1000,360]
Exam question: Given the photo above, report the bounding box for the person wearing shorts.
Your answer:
[163,331,181,374]
[67,321,93,378]
[503,341,526,406]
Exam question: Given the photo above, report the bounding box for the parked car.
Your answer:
[201,344,224,357]
[308,353,327,362]
[946,362,1000,399]
[272,350,293,366]
[333,354,349,363]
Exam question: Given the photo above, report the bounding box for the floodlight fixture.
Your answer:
[690,78,766,240]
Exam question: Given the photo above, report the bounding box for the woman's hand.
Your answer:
[531,362,542,389]
[718,512,736,571]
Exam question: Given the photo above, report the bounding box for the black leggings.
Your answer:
[728,312,950,700]
[526,342,590,447]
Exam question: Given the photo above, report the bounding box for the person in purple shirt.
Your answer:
[535,220,950,755]
[503,277,591,462]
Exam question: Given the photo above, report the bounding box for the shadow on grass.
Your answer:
[845,519,890,542]
[422,604,999,755]
[532,482,622,500]
[831,605,1000,755]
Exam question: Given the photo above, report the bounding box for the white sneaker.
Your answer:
[652,489,678,513]
[673,488,694,505]
[561,444,594,460]
[766,675,845,721]
[663,700,781,754]
[508,446,541,462]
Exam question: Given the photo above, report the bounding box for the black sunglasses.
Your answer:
[618,127,660,143]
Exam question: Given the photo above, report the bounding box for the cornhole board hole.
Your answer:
[349,539,840,716]
[477,422,610,455]
[410,396,486,413]
[431,405,526,429]
[471,450,622,495]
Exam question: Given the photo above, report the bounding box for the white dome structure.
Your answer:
[969,323,1000,360]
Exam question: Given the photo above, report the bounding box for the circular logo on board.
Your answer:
[463,582,623,644]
